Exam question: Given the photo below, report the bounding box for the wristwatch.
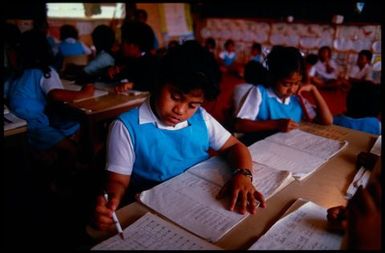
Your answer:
[233,168,253,182]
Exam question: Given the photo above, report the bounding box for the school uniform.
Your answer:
[7,67,79,150]
[58,38,92,57]
[219,50,236,66]
[348,64,374,82]
[106,98,231,193]
[235,85,316,122]
[250,55,264,64]
[233,83,254,113]
[83,50,115,75]
[333,115,381,135]
[311,59,339,81]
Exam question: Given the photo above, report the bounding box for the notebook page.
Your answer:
[264,129,347,160]
[91,212,221,250]
[248,139,325,180]
[139,171,244,242]
[61,81,108,102]
[188,157,293,199]
[248,201,343,250]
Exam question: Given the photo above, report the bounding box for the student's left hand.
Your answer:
[217,174,266,214]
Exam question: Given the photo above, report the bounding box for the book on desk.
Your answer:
[4,105,27,132]
[92,128,349,249]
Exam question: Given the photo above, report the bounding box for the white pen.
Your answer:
[104,192,125,240]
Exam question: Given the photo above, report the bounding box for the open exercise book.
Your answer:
[248,129,348,181]
[138,156,294,242]
[61,80,109,102]
[248,199,344,250]
[91,212,221,250]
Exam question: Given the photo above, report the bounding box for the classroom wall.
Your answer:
[196,18,381,83]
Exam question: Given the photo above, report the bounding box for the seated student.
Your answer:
[304,53,321,84]
[7,30,94,173]
[233,61,267,114]
[56,24,92,73]
[310,46,347,89]
[348,49,374,83]
[204,37,217,56]
[58,24,92,57]
[218,39,239,75]
[76,25,116,84]
[248,42,264,64]
[106,20,160,93]
[93,41,266,231]
[327,153,381,250]
[233,46,332,144]
[333,81,381,135]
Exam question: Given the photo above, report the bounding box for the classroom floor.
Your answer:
[3,73,348,251]
[3,135,102,251]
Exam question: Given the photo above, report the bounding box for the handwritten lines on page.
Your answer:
[248,201,343,250]
[248,129,348,180]
[139,171,242,243]
[139,156,293,242]
[91,212,221,250]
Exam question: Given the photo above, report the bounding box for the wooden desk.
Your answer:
[58,85,149,160]
[86,123,379,249]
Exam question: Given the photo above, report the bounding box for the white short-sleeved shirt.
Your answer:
[106,98,232,175]
[348,64,374,81]
[235,85,316,120]
[312,59,339,81]
[232,83,255,115]
[40,67,65,95]
[83,50,115,75]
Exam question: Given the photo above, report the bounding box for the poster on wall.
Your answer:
[162,3,191,36]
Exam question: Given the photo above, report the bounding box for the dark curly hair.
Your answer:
[92,24,115,53]
[265,46,305,86]
[157,40,221,101]
[15,29,54,78]
[120,21,155,53]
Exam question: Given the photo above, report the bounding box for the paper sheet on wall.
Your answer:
[91,212,221,250]
[162,3,190,36]
[248,200,343,250]
[139,156,293,242]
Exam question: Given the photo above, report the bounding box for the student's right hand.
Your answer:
[93,193,120,231]
[277,119,298,132]
[326,205,347,232]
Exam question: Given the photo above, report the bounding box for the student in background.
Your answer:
[327,154,381,250]
[133,8,159,55]
[93,41,266,231]
[56,24,92,72]
[58,24,92,57]
[204,37,217,56]
[233,46,332,142]
[233,61,267,114]
[348,49,374,82]
[7,30,94,172]
[310,46,347,89]
[333,81,381,135]
[107,20,160,92]
[77,25,116,83]
[218,39,239,75]
[304,53,321,84]
[248,42,264,64]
